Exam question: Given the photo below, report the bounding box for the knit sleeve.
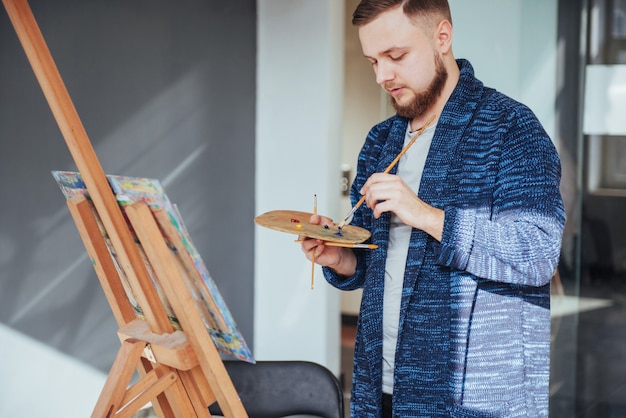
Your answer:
[436,106,565,287]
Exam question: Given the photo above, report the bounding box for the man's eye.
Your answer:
[390,54,405,61]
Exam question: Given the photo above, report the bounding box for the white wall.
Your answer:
[450,0,558,140]
[340,0,384,316]
[255,0,344,374]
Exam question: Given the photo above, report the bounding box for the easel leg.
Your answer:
[91,339,188,418]
[137,358,175,418]
[179,366,217,415]
[92,339,147,417]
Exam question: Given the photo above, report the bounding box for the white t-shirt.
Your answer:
[382,122,436,394]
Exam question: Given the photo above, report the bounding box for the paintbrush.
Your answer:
[311,194,317,290]
[295,239,378,249]
[336,114,436,230]
[323,242,378,249]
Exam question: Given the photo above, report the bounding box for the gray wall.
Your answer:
[0,0,256,372]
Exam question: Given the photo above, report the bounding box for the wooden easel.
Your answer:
[3,0,248,416]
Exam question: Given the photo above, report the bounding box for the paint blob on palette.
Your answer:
[254,210,371,243]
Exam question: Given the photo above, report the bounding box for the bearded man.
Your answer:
[301,1,565,417]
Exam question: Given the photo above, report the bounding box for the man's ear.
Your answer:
[436,19,453,53]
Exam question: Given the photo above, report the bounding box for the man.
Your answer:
[301,0,565,416]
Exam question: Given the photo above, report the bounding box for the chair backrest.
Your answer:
[209,360,345,418]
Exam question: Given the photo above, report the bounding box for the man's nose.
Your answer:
[375,61,394,85]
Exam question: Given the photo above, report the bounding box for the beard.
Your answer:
[389,53,448,120]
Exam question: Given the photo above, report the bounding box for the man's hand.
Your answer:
[299,214,357,277]
[360,173,444,241]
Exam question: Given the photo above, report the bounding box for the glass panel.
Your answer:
[566,0,626,415]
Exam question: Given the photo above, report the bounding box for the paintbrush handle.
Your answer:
[337,114,436,229]
[324,241,378,249]
[294,239,377,249]
[382,113,436,173]
[311,194,317,289]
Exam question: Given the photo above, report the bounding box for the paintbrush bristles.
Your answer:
[337,199,362,229]
[337,114,436,228]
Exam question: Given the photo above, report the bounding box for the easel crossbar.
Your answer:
[117,319,198,372]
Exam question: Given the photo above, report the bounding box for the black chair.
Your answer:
[208,360,345,418]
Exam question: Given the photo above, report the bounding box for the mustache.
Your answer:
[382,82,406,92]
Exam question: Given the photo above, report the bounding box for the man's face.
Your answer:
[358,6,448,120]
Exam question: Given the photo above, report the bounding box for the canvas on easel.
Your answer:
[65,191,248,417]
[52,170,254,364]
[3,0,251,416]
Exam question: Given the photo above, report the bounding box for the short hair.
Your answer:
[352,0,452,28]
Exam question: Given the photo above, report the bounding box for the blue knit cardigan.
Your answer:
[324,60,565,417]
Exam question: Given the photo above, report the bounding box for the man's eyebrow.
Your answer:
[364,46,407,59]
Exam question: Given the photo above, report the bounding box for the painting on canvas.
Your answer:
[52,170,254,363]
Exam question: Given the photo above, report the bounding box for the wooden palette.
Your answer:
[254,210,371,244]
